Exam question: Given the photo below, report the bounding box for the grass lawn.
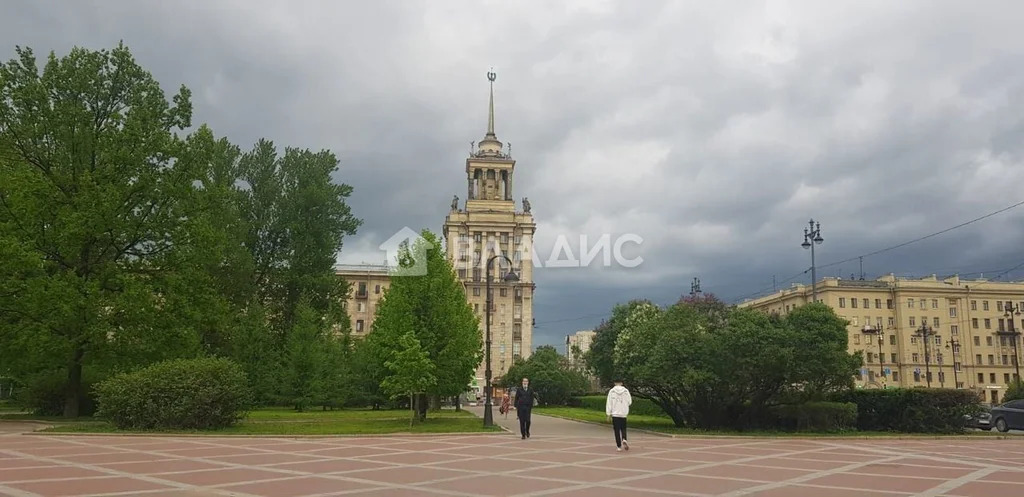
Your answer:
[15,408,501,436]
[535,407,1011,438]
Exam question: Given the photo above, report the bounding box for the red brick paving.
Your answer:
[2,422,1024,496]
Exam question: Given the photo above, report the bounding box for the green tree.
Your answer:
[381,331,437,426]
[369,230,480,418]
[0,43,200,417]
[503,345,588,406]
[585,300,655,387]
[281,299,327,411]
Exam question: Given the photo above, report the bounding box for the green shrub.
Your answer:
[769,402,857,432]
[95,357,252,430]
[831,388,983,433]
[16,370,99,417]
[572,395,667,416]
[1003,381,1024,403]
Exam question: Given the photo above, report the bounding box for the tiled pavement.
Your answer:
[2,418,1024,497]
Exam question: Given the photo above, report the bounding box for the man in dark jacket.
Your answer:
[514,377,535,439]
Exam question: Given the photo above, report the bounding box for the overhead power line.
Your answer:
[731,199,1024,303]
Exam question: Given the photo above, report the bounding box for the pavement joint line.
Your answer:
[514,439,850,497]
[909,467,1000,497]
[813,439,1024,472]
[714,454,911,497]
[0,482,39,497]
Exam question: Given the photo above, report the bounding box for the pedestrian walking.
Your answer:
[514,377,535,439]
[499,392,511,419]
[606,378,632,451]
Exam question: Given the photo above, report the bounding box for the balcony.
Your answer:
[354,291,368,299]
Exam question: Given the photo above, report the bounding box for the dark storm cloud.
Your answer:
[5,0,1024,347]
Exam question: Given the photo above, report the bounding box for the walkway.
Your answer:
[464,406,644,441]
[2,418,1024,496]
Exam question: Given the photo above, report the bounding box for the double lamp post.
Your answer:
[482,254,518,428]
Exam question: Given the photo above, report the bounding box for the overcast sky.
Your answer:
[5,1,1024,350]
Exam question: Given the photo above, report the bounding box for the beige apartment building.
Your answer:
[443,72,536,393]
[336,73,536,397]
[740,274,1024,404]
[566,330,596,363]
[335,264,391,336]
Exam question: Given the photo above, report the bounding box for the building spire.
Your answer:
[486,69,497,138]
[477,68,503,156]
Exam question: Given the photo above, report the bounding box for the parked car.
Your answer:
[964,407,992,431]
[990,399,1024,432]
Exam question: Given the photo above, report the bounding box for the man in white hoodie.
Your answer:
[605,379,632,451]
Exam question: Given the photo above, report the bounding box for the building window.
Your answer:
[889,335,896,346]
[839,298,846,308]
[989,355,995,365]
[949,307,958,318]
[357,282,367,296]
[984,301,990,311]
[866,352,874,363]
[991,373,997,383]
[892,371,899,382]
[971,300,978,311]
[914,371,921,382]
[375,284,381,294]
[887,299,894,309]
[911,336,918,345]
[978,373,985,383]
[976,354,983,366]
[909,317,916,327]
[908,299,915,309]
[475,233,482,242]
[972,318,979,329]
[935,336,942,346]
[1006,373,1012,384]
[891,353,897,363]
[951,325,959,336]
[501,233,508,244]
[356,320,364,332]
[920,299,927,309]
[998,301,1005,312]
[863,298,869,309]
[473,287,480,296]
[987,336,994,346]
[874,298,882,309]
[985,319,992,330]
[474,303,479,313]
[888,317,895,327]
[1003,355,1009,365]
[913,353,920,362]
[933,317,940,327]
[356,302,365,312]
[932,299,938,309]
[500,288,508,297]
[974,336,981,346]
[854,334,861,345]
[938,372,945,384]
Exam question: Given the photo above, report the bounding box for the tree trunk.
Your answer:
[63,347,85,418]
[409,394,415,427]
[429,394,442,411]
[454,395,461,411]
[417,393,428,421]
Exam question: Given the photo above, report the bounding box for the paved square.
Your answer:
[2,417,1024,496]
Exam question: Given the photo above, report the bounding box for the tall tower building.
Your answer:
[444,71,536,395]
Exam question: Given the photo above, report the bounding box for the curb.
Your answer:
[534,412,1024,441]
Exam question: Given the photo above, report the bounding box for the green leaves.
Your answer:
[604,297,860,430]
[502,345,588,406]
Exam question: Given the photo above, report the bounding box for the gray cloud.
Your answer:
[5,0,1024,348]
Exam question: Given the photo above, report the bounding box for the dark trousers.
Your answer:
[612,416,627,447]
[518,408,532,436]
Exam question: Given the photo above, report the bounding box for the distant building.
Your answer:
[740,273,1024,404]
[335,264,391,336]
[566,330,596,363]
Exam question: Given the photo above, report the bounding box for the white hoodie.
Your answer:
[605,385,632,418]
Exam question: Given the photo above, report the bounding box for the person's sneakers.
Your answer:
[616,447,622,452]
[521,435,526,440]
[623,440,629,451]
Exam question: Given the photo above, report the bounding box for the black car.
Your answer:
[990,399,1024,432]
[964,407,992,431]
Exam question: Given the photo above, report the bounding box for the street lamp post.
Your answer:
[915,324,937,388]
[863,324,886,388]
[946,338,961,389]
[483,254,519,428]
[800,219,824,302]
[1001,304,1022,384]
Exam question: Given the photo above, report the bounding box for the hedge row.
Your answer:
[830,388,983,433]
[768,402,857,432]
[569,395,667,416]
[95,357,252,430]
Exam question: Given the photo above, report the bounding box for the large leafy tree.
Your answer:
[585,300,655,388]
[0,44,202,417]
[612,298,860,430]
[367,230,480,418]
